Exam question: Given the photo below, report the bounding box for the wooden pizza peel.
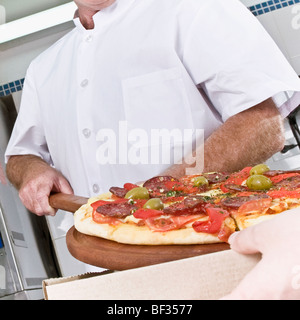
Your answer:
[49,193,230,271]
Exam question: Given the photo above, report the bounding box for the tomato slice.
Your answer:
[218,222,234,243]
[164,180,182,190]
[221,167,251,193]
[164,180,203,195]
[192,206,229,234]
[179,175,202,185]
[270,173,300,184]
[92,211,121,225]
[182,185,201,194]
[267,190,300,199]
[90,200,110,209]
[161,196,185,204]
[133,208,163,220]
[123,183,139,190]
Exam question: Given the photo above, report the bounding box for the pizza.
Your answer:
[74,164,300,245]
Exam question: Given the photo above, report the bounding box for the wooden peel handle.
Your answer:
[49,193,88,213]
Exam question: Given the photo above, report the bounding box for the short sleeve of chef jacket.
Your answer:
[182,0,300,122]
[4,65,52,164]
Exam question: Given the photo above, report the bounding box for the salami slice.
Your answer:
[221,194,270,209]
[264,170,300,177]
[163,196,208,216]
[143,176,179,197]
[274,175,300,190]
[143,176,178,189]
[222,184,249,193]
[96,202,136,219]
[109,187,128,198]
[203,172,229,183]
[184,195,211,208]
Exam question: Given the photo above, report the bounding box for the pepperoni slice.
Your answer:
[144,216,178,232]
[144,214,204,232]
[171,215,205,228]
[238,197,272,215]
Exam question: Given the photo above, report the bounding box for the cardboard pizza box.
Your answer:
[43,250,261,300]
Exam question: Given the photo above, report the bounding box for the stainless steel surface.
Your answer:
[0,95,59,300]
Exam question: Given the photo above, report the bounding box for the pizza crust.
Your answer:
[74,203,222,245]
[233,198,300,230]
[234,214,279,230]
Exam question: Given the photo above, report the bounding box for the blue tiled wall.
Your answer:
[249,0,300,16]
[0,79,24,97]
[0,0,299,97]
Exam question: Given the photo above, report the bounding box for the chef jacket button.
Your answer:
[82,128,91,138]
[93,184,100,194]
[80,79,89,88]
[86,35,93,42]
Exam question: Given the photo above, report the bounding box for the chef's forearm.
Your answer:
[6,155,50,189]
[163,98,285,177]
[203,99,285,172]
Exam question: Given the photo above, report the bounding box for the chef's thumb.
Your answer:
[55,176,74,195]
[228,227,261,255]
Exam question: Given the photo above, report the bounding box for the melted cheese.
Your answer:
[198,189,223,197]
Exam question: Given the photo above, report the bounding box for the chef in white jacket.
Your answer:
[4,0,300,299]
[5,0,300,212]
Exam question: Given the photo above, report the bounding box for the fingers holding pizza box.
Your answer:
[222,208,300,300]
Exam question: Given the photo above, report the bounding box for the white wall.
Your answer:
[0,24,73,87]
[257,4,300,75]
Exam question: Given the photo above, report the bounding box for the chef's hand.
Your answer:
[7,155,73,216]
[222,208,300,300]
[19,165,73,216]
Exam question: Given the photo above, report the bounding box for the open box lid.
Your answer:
[43,250,261,300]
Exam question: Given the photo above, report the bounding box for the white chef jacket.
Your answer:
[5,0,300,198]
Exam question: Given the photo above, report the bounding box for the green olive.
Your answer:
[246,175,273,190]
[193,176,209,187]
[250,164,270,176]
[143,198,164,210]
[125,187,150,200]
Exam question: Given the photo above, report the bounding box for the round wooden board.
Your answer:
[66,226,230,270]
